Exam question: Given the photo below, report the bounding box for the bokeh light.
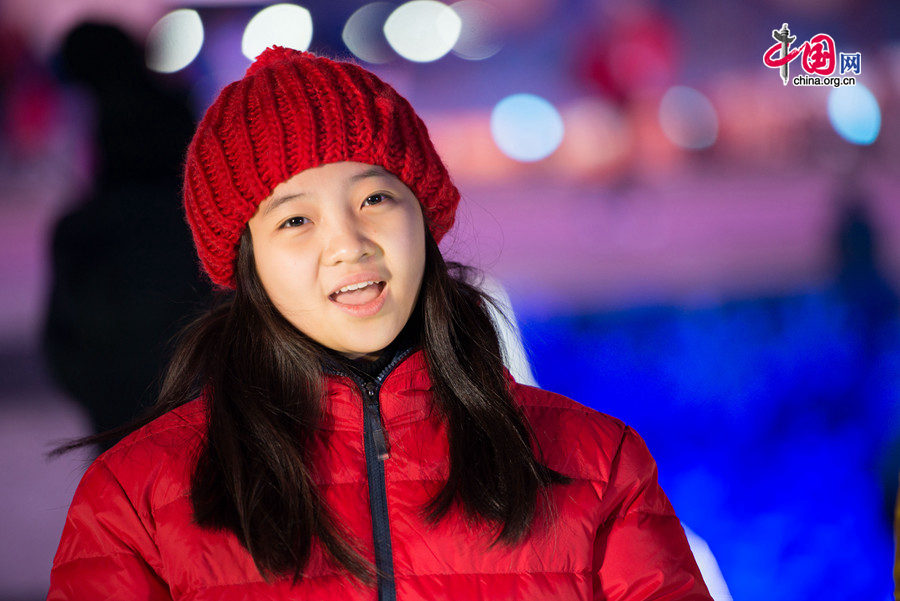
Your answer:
[557,98,632,177]
[342,2,395,64]
[490,93,564,162]
[828,83,881,145]
[384,1,462,63]
[450,0,503,60]
[242,3,313,61]
[145,9,204,74]
[658,85,718,150]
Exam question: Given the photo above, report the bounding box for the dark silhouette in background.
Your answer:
[833,184,898,353]
[828,177,900,594]
[41,23,211,449]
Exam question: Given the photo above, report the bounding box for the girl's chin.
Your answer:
[333,330,403,359]
[339,350,383,361]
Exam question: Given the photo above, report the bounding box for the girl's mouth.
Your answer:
[329,281,387,317]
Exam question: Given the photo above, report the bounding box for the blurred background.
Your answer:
[1,0,898,599]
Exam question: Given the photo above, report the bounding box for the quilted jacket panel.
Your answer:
[47,349,711,600]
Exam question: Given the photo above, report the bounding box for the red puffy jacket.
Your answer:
[48,349,711,600]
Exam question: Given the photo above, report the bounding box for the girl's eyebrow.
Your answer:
[263,167,392,216]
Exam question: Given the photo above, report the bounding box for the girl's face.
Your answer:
[247,161,426,360]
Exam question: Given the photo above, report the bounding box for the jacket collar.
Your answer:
[321,348,435,431]
[320,348,518,432]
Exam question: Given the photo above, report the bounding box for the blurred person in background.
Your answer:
[41,22,211,450]
[832,180,898,358]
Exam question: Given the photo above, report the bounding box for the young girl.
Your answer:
[48,47,711,601]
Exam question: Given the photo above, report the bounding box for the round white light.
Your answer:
[658,86,718,150]
[490,93,564,162]
[146,9,204,74]
[384,1,462,63]
[343,2,395,64]
[828,83,881,145]
[242,3,313,61]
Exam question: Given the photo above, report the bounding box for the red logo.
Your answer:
[763,23,837,85]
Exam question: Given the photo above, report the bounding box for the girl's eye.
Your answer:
[280,216,309,229]
[363,193,393,206]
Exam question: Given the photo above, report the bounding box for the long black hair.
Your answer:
[54,221,571,585]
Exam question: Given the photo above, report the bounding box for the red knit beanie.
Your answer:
[182,46,460,289]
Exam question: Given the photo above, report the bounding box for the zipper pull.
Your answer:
[362,381,390,460]
[372,426,390,461]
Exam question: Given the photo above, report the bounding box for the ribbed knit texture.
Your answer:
[183,46,461,289]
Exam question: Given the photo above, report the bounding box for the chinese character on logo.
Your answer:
[840,52,861,75]
[763,23,798,85]
[763,23,837,84]
[800,33,836,76]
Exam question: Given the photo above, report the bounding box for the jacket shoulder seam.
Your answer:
[513,387,624,423]
[103,415,205,461]
[189,573,348,590]
[395,567,592,578]
[519,400,599,416]
[51,549,148,570]
[619,507,680,520]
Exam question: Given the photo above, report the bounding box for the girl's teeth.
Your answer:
[332,280,383,306]
[338,280,376,293]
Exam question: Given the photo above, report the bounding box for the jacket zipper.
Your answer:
[329,347,414,601]
[363,380,390,460]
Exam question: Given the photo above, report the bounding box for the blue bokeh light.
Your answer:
[490,93,564,162]
[827,84,881,146]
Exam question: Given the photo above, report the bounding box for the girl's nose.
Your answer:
[323,216,376,265]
